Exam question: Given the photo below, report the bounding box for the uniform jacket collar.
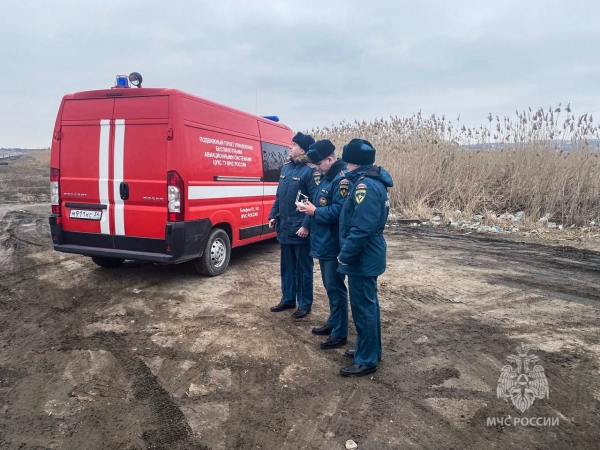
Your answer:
[345,164,374,182]
[323,158,347,181]
[346,164,394,188]
[289,154,309,165]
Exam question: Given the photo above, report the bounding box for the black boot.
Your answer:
[270,302,296,312]
[320,337,348,349]
[340,363,377,377]
[312,324,333,335]
[292,307,311,319]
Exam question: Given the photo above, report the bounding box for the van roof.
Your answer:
[63,88,292,130]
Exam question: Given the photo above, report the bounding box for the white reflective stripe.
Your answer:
[264,185,278,196]
[113,119,125,235]
[98,120,111,234]
[188,185,265,199]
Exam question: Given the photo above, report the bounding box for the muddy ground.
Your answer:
[1,153,600,449]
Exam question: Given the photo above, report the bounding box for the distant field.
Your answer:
[0,150,49,204]
[29,149,50,167]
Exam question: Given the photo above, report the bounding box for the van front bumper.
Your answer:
[49,216,212,263]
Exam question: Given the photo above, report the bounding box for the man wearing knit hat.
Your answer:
[297,139,349,349]
[268,132,319,319]
[337,138,393,377]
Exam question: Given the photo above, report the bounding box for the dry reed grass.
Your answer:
[29,149,51,167]
[310,105,600,226]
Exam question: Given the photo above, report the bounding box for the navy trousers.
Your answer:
[348,275,382,367]
[280,244,314,310]
[319,259,348,339]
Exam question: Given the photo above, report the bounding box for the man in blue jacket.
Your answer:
[269,132,319,319]
[297,139,349,349]
[337,138,393,377]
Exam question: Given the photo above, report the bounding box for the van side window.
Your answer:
[261,142,289,182]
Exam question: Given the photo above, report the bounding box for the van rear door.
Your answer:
[60,98,114,244]
[60,95,170,252]
[112,96,169,250]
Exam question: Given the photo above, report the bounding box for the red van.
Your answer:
[49,74,292,276]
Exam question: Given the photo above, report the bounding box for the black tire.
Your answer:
[195,228,231,276]
[91,256,125,268]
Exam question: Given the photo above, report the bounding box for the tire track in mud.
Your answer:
[391,227,600,269]
[0,207,213,449]
[1,263,212,449]
[0,210,53,274]
[389,228,600,309]
[492,275,600,303]
[66,332,210,450]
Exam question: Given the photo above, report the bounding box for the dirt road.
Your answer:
[1,154,600,449]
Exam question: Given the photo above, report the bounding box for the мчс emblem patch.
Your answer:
[339,179,349,198]
[313,171,321,186]
[319,196,328,206]
[355,183,367,204]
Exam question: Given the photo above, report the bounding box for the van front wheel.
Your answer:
[91,256,125,268]
[195,228,231,276]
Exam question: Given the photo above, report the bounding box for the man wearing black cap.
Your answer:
[268,132,319,319]
[337,139,394,377]
[297,140,349,349]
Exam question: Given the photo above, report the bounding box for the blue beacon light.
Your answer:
[115,75,130,87]
[262,116,280,122]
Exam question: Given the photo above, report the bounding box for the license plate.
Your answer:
[69,209,102,220]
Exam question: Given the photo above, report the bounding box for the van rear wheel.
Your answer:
[91,256,125,268]
[195,228,231,276]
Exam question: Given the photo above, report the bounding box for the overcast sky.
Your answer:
[1,0,599,148]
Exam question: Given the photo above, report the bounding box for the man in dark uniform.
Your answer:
[297,139,349,349]
[337,138,393,377]
[269,132,319,319]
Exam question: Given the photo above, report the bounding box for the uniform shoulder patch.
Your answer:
[313,171,321,186]
[355,183,367,204]
[339,178,349,197]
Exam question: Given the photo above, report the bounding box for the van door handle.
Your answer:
[119,182,129,200]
